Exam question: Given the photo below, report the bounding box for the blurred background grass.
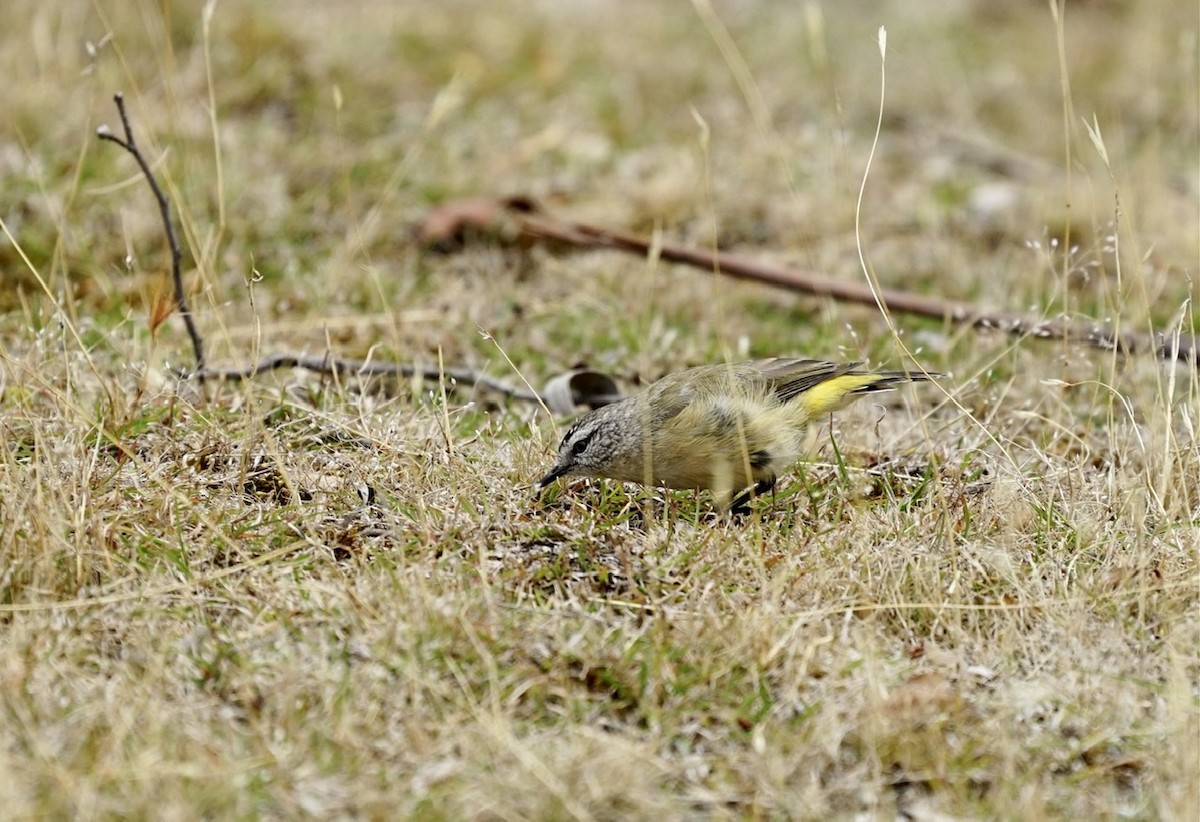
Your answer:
[5,0,1195,374]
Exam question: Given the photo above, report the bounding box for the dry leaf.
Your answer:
[540,369,622,415]
[148,280,177,338]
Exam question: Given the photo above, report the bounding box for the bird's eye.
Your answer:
[570,433,592,456]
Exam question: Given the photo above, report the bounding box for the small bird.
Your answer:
[537,357,941,512]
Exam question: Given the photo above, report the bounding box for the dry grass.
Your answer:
[2,0,1197,818]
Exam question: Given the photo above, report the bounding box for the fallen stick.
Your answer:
[187,354,540,402]
[97,95,544,403]
[418,197,1196,368]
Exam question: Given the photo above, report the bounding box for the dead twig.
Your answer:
[188,355,540,402]
[98,96,549,405]
[418,197,1197,369]
[98,93,206,378]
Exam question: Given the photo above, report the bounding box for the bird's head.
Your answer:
[537,405,630,487]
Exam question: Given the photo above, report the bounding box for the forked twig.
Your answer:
[97,95,542,403]
[98,93,206,377]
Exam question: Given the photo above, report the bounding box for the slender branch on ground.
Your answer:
[98,93,206,377]
[418,197,1197,369]
[98,95,544,404]
[186,355,540,402]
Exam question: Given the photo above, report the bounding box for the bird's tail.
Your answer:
[854,369,941,391]
[798,368,942,417]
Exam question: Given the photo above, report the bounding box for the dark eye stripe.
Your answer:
[570,433,592,455]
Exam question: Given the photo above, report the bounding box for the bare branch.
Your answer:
[97,101,551,406]
[418,198,1197,369]
[98,93,206,377]
[183,355,541,403]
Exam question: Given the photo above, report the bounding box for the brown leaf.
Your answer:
[540,369,622,415]
[148,280,177,338]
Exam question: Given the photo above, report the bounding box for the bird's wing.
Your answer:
[646,358,866,418]
[644,371,699,424]
[748,358,864,404]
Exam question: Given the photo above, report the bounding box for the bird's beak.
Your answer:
[537,463,570,488]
